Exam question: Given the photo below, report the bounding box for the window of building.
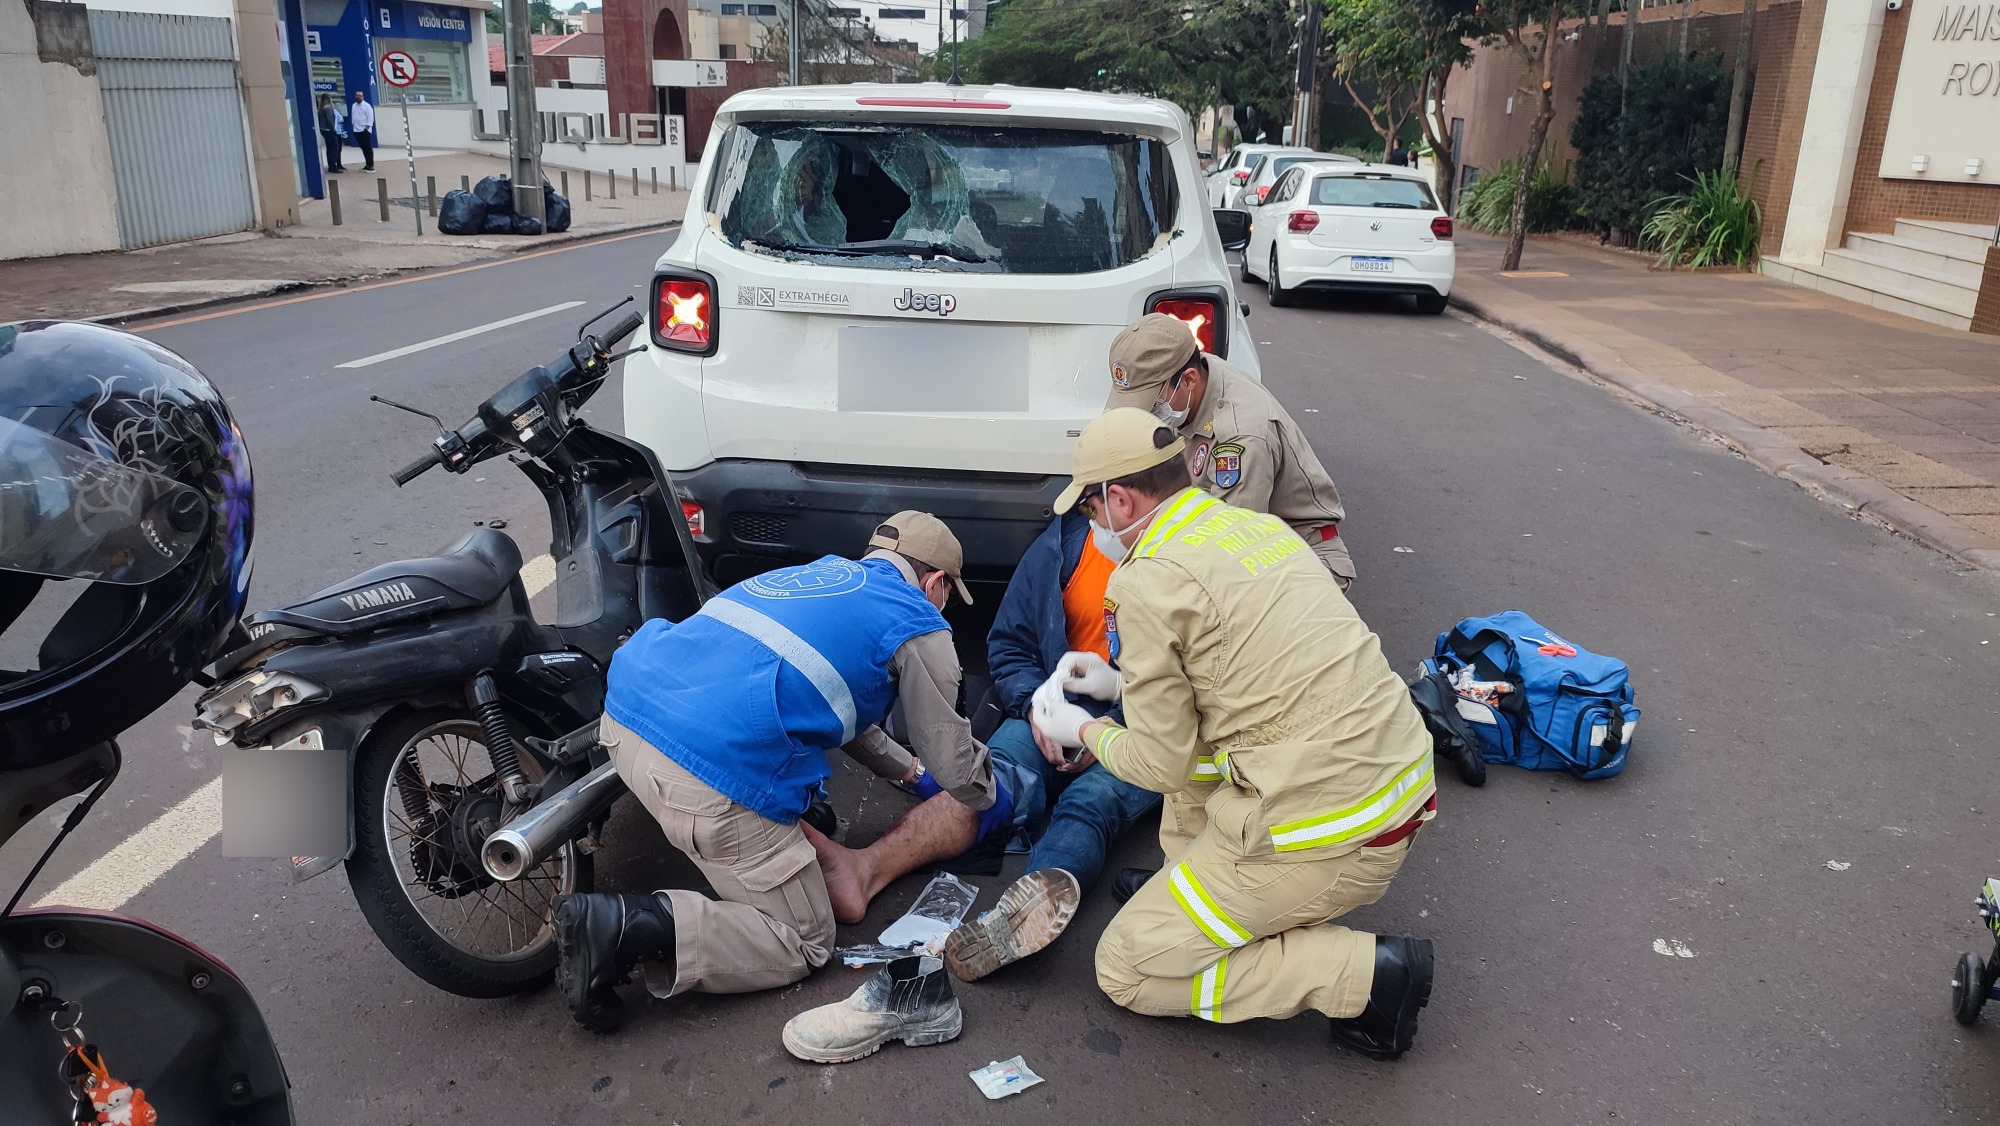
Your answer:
[719,3,744,13]
[718,43,738,58]
[373,38,471,103]
[829,5,862,15]
[878,7,925,17]
[747,3,778,14]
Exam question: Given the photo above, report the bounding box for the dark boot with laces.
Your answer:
[551,891,675,1033]
[781,954,962,1064]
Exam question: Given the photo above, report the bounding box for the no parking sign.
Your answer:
[379,50,418,88]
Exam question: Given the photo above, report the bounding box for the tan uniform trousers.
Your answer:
[602,715,835,997]
[1096,821,1414,1024]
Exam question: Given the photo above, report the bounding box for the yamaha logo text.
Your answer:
[893,288,957,316]
[339,581,418,614]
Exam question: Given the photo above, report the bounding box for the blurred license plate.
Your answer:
[1351,257,1394,272]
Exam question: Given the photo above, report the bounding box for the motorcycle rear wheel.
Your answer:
[347,707,591,998]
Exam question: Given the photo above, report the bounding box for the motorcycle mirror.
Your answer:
[370,394,448,437]
[577,295,635,341]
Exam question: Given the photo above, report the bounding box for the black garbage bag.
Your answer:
[542,188,572,234]
[481,209,515,235]
[512,213,543,236]
[472,174,514,215]
[435,189,486,236]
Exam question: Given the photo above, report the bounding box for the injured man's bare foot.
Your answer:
[802,821,873,924]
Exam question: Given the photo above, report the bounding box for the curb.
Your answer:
[1450,283,2000,573]
[94,219,681,327]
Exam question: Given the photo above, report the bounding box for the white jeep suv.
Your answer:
[625,83,1259,585]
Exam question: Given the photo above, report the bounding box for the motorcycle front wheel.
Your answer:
[347,707,591,997]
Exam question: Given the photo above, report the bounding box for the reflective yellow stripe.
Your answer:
[1191,754,1222,781]
[1192,955,1229,1022]
[1093,724,1126,761]
[1169,862,1252,948]
[1135,490,1219,558]
[1268,756,1435,853]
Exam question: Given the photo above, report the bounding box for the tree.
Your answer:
[1478,0,1590,270]
[1721,0,1757,176]
[1324,0,1483,202]
[1325,0,1423,161]
[757,1,919,82]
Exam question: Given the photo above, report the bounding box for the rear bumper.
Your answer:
[674,459,1063,587]
[1281,241,1454,296]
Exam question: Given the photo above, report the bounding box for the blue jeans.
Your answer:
[985,717,1161,892]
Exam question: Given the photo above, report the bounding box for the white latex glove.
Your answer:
[1032,693,1094,750]
[1054,650,1121,701]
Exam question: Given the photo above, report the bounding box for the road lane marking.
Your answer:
[136,226,676,330]
[336,302,586,369]
[30,554,558,911]
[33,777,223,911]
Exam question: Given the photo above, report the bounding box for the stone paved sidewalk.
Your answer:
[1449,231,2000,569]
[0,151,686,323]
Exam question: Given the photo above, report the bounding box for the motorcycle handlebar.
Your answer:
[391,449,441,487]
[600,311,645,349]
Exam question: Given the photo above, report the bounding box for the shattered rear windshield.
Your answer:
[706,121,1178,274]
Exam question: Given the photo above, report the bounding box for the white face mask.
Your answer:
[1088,493,1167,560]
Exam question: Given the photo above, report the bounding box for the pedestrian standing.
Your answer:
[1388,142,1408,167]
[315,94,346,173]
[349,89,376,172]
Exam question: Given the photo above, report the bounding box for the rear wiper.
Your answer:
[836,238,989,263]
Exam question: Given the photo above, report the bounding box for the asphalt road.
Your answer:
[8,233,2000,1124]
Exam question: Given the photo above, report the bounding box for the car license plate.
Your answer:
[1351,256,1394,272]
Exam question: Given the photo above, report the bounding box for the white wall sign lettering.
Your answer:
[651,59,728,87]
[1878,1,2000,182]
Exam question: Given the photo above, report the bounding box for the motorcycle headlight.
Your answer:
[195,670,329,742]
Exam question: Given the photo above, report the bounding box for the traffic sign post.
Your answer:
[379,51,423,237]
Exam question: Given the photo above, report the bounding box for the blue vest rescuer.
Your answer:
[604,555,949,822]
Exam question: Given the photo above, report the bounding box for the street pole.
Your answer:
[503,0,545,227]
[788,0,800,85]
[400,91,422,236]
[1293,0,1320,150]
[946,5,963,86]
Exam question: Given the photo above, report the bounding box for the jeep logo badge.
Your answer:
[893,288,957,316]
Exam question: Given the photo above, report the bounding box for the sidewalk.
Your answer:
[0,151,687,323]
[1449,231,2000,570]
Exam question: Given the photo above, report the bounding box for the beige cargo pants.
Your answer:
[602,715,835,997]
[1096,787,1412,1023]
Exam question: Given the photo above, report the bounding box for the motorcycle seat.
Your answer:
[249,528,525,636]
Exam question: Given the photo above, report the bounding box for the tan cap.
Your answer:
[867,510,974,604]
[1106,312,1203,411]
[1053,408,1187,514]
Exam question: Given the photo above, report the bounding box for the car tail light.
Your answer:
[1287,210,1319,232]
[1431,215,1454,240]
[1232,170,1250,184]
[1148,295,1222,355]
[680,498,706,538]
[652,274,716,355]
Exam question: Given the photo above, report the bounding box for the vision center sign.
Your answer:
[1879,1,2000,182]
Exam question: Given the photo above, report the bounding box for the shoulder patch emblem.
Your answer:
[1190,441,1210,478]
[1110,360,1130,390]
[1211,442,1244,490]
[1103,597,1120,662]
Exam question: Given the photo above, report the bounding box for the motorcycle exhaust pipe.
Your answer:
[482,760,623,882]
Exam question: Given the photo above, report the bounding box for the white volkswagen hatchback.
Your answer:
[625,84,1258,585]
[1241,162,1454,314]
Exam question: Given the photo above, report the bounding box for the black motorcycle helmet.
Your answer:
[0,321,254,772]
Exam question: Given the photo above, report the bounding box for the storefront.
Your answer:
[304,0,483,107]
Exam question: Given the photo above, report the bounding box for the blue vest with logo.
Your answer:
[604,556,948,822]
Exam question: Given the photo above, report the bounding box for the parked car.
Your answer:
[1240,162,1454,314]
[1229,151,1361,212]
[624,83,1259,586]
[1204,143,1312,208]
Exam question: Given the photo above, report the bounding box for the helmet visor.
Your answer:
[0,415,208,585]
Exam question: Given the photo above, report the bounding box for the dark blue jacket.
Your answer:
[987,513,1122,724]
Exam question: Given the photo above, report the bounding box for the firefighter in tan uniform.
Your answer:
[1030,408,1437,1059]
[1105,313,1356,588]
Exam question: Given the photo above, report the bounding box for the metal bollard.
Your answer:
[632,168,639,196]
[609,169,615,200]
[669,166,677,191]
[651,167,658,194]
[329,179,343,226]
[584,171,591,202]
[561,171,569,200]
[426,176,437,216]
[460,175,470,192]
[377,178,389,222]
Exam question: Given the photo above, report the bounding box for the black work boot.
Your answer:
[781,954,962,1063]
[1112,866,1158,904]
[1328,935,1434,1060]
[551,892,675,1033]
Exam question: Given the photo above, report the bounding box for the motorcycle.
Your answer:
[194,301,710,998]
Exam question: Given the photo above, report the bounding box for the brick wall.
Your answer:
[1841,5,2000,236]
[1738,0,1814,254]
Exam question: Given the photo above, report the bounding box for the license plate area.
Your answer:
[1350,256,1394,273]
[838,324,1030,413]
